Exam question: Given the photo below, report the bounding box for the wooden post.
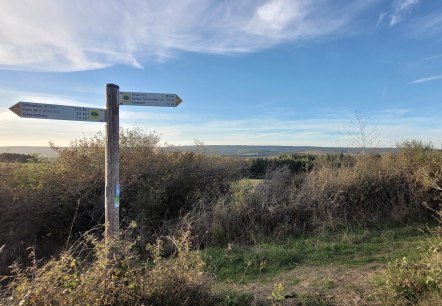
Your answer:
[105,83,120,242]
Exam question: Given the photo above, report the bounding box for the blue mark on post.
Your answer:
[114,184,120,208]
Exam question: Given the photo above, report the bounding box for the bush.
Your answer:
[382,144,442,305]
[3,229,214,306]
[187,145,441,244]
[194,167,308,245]
[247,153,316,178]
[384,225,442,305]
[0,129,244,279]
[0,153,38,163]
[297,150,439,229]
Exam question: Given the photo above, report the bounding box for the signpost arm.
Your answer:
[105,83,120,242]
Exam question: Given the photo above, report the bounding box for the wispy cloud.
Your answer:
[389,0,420,26]
[425,54,442,60]
[375,12,388,28]
[409,74,442,85]
[2,105,442,147]
[408,12,442,38]
[0,0,379,72]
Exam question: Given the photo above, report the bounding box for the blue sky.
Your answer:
[0,0,441,148]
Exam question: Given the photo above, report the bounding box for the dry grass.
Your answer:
[2,228,213,306]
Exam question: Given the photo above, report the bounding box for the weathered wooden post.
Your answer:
[104,83,120,242]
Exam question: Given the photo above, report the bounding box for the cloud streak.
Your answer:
[2,105,442,147]
[409,74,442,84]
[0,0,378,72]
[389,0,420,26]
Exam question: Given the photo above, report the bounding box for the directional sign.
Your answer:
[9,102,105,122]
[120,92,182,107]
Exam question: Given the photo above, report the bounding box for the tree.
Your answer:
[345,112,381,157]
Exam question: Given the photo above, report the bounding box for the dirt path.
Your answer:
[214,263,387,305]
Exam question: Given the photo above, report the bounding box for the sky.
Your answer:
[0,0,441,148]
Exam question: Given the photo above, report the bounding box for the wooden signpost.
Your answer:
[9,84,182,243]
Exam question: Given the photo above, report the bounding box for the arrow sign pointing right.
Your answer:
[9,102,105,122]
[120,92,182,107]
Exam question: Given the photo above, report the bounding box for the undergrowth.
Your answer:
[2,228,213,306]
[382,220,442,305]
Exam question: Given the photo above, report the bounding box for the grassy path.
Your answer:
[203,225,431,305]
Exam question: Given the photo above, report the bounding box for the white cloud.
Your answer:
[409,74,442,85]
[375,12,388,28]
[0,0,378,72]
[0,109,104,146]
[389,0,420,26]
[2,106,442,147]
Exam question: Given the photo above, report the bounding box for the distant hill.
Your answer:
[0,145,396,158]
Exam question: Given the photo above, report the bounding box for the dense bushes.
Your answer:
[298,155,432,229]
[4,229,214,305]
[187,143,440,245]
[0,129,244,277]
[0,153,38,163]
[199,168,307,245]
[246,153,316,178]
[1,131,441,301]
[381,142,442,305]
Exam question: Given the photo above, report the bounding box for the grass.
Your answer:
[202,225,430,283]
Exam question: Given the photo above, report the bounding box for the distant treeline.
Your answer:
[0,153,38,163]
[246,152,356,178]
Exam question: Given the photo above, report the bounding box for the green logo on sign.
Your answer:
[89,109,100,119]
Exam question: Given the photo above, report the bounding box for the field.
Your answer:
[0,130,441,305]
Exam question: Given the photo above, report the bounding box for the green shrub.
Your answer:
[247,153,316,178]
[384,226,442,305]
[0,153,38,163]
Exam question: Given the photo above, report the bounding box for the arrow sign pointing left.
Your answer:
[9,102,105,122]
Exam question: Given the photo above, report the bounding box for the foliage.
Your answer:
[268,283,285,305]
[0,129,244,278]
[3,229,213,306]
[191,144,440,245]
[221,292,254,306]
[297,148,440,229]
[247,153,316,178]
[382,146,442,305]
[1,132,441,291]
[0,153,39,163]
[383,226,442,305]
[204,167,306,245]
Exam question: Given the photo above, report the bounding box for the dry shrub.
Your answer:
[206,167,307,245]
[3,229,213,306]
[0,129,244,280]
[297,149,438,229]
[382,143,442,305]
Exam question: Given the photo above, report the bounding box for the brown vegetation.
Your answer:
[0,131,441,304]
